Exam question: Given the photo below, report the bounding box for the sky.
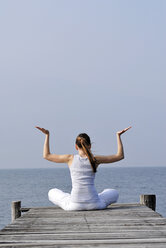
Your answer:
[0,0,165,169]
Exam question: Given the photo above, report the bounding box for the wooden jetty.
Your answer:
[0,196,166,247]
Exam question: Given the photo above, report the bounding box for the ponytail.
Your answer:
[76,134,97,173]
[81,139,97,173]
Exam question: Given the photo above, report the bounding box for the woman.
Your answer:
[36,126,131,211]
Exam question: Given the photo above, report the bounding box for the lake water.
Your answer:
[0,166,166,230]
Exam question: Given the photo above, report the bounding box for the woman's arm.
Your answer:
[36,127,73,165]
[43,132,50,158]
[95,126,131,165]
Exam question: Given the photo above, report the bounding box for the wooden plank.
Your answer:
[1,243,166,248]
[1,244,166,248]
[2,218,166,231]
[2,226,166,235]
[1,230,166,242]
[9,216,166,223]
[2,223,166,232]
[20,211,160,218]
[1,238,166,245]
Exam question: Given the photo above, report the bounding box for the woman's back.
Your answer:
[70,154,99,203]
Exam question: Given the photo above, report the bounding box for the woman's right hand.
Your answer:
[35,126,49,135]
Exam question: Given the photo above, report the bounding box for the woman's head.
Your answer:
[75,133,97,173]
[75,133,91,149]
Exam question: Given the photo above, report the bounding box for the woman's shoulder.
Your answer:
[68,154,78,167]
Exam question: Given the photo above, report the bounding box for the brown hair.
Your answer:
[76,133,97,173]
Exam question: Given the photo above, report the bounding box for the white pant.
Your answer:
[48,188,119,211]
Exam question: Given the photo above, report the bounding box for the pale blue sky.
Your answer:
[0,0,165,168]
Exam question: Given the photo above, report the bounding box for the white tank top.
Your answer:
[69,154,100,203]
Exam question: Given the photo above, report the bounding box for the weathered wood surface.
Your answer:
[0,203,166,247]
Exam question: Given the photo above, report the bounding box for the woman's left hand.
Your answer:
[117,126,132,135]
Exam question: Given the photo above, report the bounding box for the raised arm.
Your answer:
[95,126,131,165]
[36,127,73,165]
